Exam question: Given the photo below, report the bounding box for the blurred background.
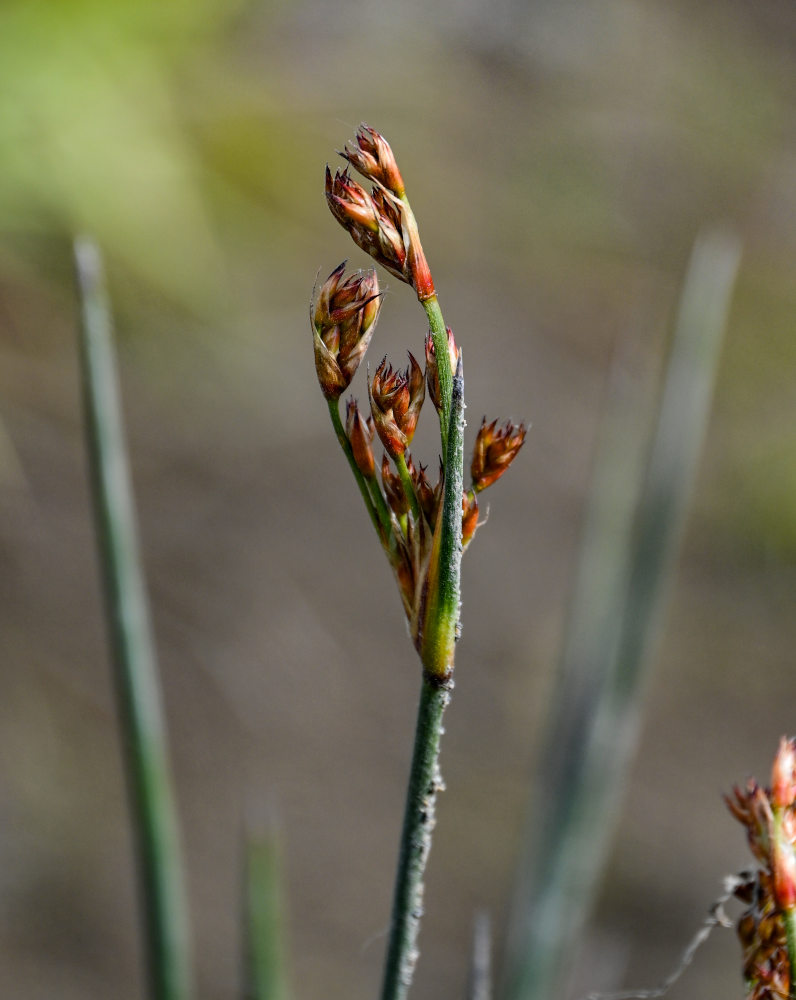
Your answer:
[1,0,796,997]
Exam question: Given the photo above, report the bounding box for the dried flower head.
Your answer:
[326,167,408,284]
[471,418,527,492]
[312,263,381,399]
[341,124,405,198]
[382,453,409,518]
[346,398,376,479]
[369,354,425,459]
[325,128,435,301]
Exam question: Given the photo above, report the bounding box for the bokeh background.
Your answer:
[2,1,796,997]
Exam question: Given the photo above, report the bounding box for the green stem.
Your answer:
[244,830,290,1000]
[395,453,420,522]
[74,237,192,1000]
[327,398,392,542]
[419,358,464,680]
[422,295,453,453]
[379,676,452,1000]
[783,907,796,991]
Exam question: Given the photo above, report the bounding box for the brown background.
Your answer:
[1,1,796,997]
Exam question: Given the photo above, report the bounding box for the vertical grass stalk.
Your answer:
[380,676,452,1000]
[502,229,741,1000]
[467,913,493,1000]
[244,828,291,1000]
[75,236,192,1000]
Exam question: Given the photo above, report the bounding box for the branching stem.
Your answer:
[327,398,392,542]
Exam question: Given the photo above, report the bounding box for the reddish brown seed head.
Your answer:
[381,453,409,517]
[471,418,527,492]
[312,263,382,400]
[411,460,439,528]
[346,398,376,479]
[325,167,409,284]
[369,354,426,458]
[325,167,379,232]
[341,124,406,198]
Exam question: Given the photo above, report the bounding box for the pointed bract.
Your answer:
[341,124,406,198]
[312,263,381,400]
[369,354,425,459]
[346,398,376,479]
[471,418,527,492]
[425,327,458,413]
[462,491,479,549]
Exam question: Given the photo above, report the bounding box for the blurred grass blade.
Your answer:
[244,826,291,1000]
[75,236,192,1000]
[466,912,492,1000]
[502,229,742,1000]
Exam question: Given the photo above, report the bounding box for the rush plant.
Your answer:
[312,125,525,1000]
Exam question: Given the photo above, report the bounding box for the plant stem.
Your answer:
[327,398,392,541]
[783,908,796,992]
[379,675,452,1000]
[422,295,453,453]
[395,452,420,521]
[74,236,192,1000]
[419,357,464,681]
[244,829,291,1000]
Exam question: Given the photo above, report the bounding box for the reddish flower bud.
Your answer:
[471,418,527,492]
[382,454,409,517]
[326,167,408,284]
[411,460,440,528]
[341,124,405,198]
[425,327,458,412]
[346,398,376,479]
[369,354,425,459]
[462,490,479,549]
[772,737,796,810]
[312,263,381,399]
[326,131,435,300]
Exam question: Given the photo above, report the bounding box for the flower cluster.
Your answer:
[312,126,526,660]
[325,126,434,301]
[727,737,796,1000]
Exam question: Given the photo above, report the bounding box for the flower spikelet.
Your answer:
[369,354,425,459]
[341,124,406,198]
[471,418,527,492]
[312,263,381,399]
[727,737,796,1000]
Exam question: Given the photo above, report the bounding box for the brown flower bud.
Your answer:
[462,491,479,549]
[326,167,408,284]
[340,124,405,198]
[411,460,440,528]
[312,263,381,400]
[346,398,376,479]
[382,454,409,517]
[326,146,435,300]
[425,326,458,412]
[368,354,425,459]
[471,418,527,492]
